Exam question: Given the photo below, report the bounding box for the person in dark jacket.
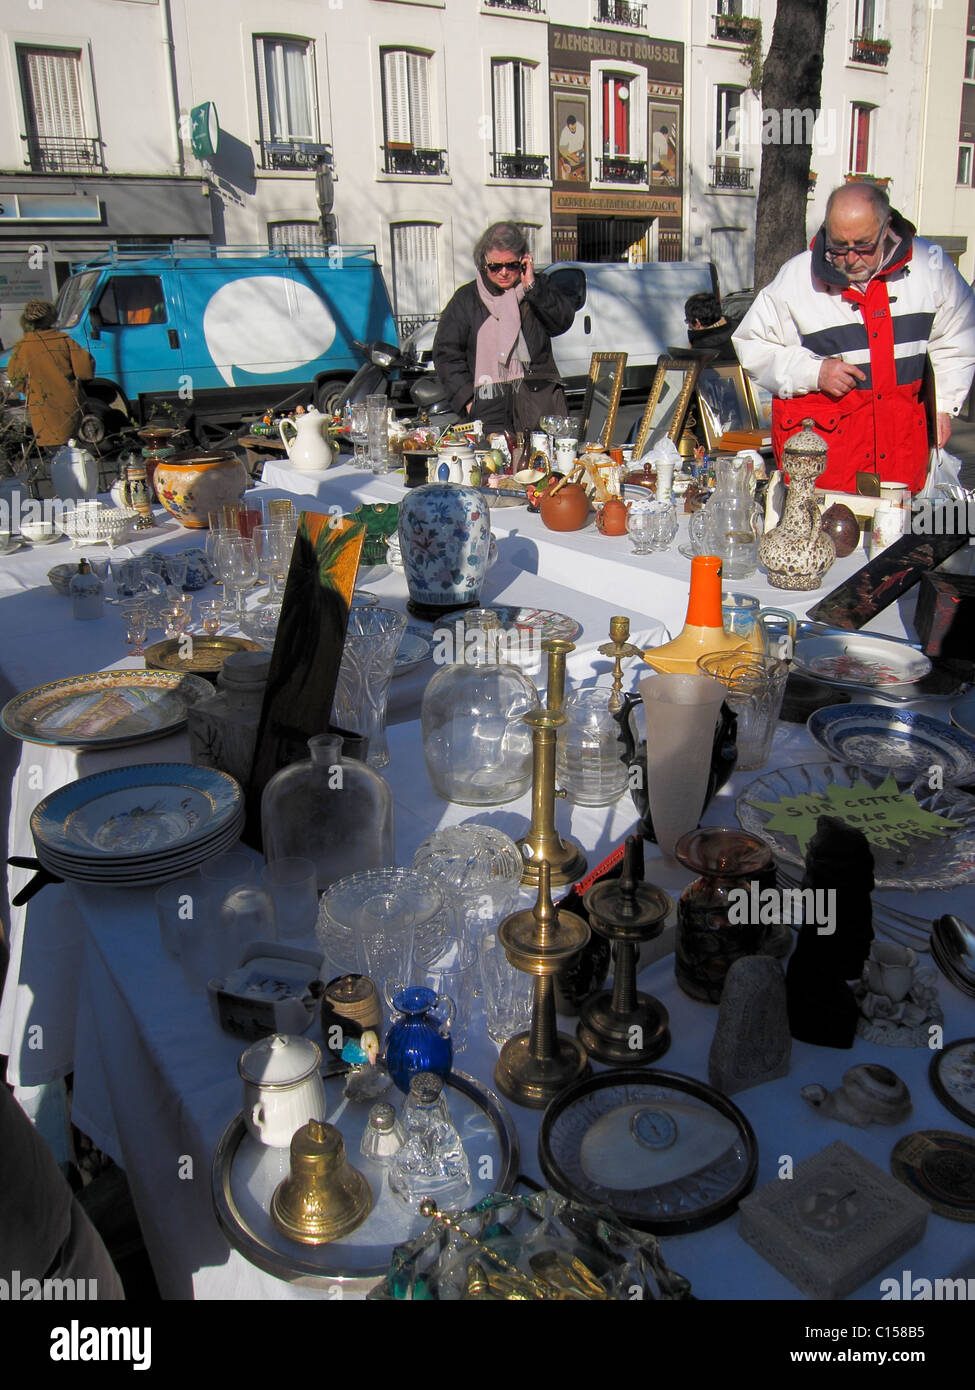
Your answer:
[684,291,740,363]
[432,222,575,434]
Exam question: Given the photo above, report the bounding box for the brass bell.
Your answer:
[271,1119,372,1245]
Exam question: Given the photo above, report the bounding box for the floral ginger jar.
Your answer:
[398,483,491,620]
[152,450,250,529]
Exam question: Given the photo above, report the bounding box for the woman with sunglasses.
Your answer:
[432,222,575,435]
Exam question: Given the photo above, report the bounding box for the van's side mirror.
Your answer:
[88,308,102,341]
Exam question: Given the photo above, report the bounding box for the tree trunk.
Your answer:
[753,0,829,291]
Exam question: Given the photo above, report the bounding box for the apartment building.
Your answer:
[0,0,959,344]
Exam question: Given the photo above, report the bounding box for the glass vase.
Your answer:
[332,607,407,769]
[261,733,394,893]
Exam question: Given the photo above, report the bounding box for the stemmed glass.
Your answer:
[120,600,150,656]
[253,524,293,601]
[540,414,573,466]
[348,402,369,470]
[215,534,258,623]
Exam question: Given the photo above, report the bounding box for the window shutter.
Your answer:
[493,61,515,155]
[383,50,411,145]
[407,53,432,148]
[20,48,86,140]
[269,222,325,251]
[392,223,440,323]
[520,63,535,153]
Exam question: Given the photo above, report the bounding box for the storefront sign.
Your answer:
[0,193,102,222]
[554,191,681,216]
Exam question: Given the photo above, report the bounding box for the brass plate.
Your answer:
[144,636,263,676]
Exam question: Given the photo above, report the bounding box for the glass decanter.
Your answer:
[261,733,394,892]
[388,1071,472,1211]
[421,610,539,805]
[687,454,762,580]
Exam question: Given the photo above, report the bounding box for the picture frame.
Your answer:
[649,103,680,188]
[553,92,589,184]
[578,350,627,450]
[632,357,702,457]
[696,364,757,450]
[743,373,773,432]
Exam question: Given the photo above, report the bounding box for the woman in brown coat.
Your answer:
[6,299,95,448]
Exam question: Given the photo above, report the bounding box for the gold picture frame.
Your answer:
[578,351,627,450]
[696,363,758,450]
[633,358,702,457]
[742,372,773,432]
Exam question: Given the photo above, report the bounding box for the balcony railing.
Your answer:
[383,146,449,177]
[483,0,543,11]
[712,13,760,44]
[261,140,332,172]
[492,152,549,180]
[850,36,890,67]
[597,156,647,184]
[709,161,754,190]
[595,0,646,27]
[23,135,102,173]
[395,312,440,340]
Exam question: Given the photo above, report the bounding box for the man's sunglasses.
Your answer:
[485,260,525,274]
[824,224,888,263]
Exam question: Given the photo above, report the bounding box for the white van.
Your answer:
[406,260,717,394]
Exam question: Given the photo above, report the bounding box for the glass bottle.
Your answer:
[556,686,629,807]
[421,610,539,805]
[70,557,103,621]
[388,1071,471,1210]
[261,733,394,891]
[384,986,454,1094]
[688,454,762,579]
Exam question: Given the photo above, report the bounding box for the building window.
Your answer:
[254,36,326,169]
[391,223,441,337]
[381,49,446,176]
[596,72,646,181]
[491,60,547,179]
[515,223,540,258]
[603,74,631,157]
[849,103,873,174]
[715,85,743,161]
[269,221,325,251]
[17,46,101,173]
[967,42,975,81]
[851,0,889,64]
[713,1,758,44]
[959,146,973,186]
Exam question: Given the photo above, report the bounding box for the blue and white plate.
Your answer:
[950,691,975,741]
[807,705,975,785]
[394,624,435,675]
[32,763,244,861]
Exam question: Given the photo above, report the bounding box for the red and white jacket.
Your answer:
[732,211,975,492]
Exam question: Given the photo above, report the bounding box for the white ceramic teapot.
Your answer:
[51,439,99,502]
[278,407,334,472]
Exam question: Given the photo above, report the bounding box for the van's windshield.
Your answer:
[55,271,101,329]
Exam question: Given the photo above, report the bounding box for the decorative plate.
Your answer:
[485,606,581,644]
[538,1069,758,1235]
[950,691,975,741]
[35,814,244,876]
[394,624,435,674]
[807,705,975,784]
[476,487,527,508]
[1,671,213,749]
[145,635,264,677]
[792,634,931,689]
[736,761,975,891]
[31,763,244,861]
[890,1130,975,1222]
[211,1070,519,1285]
[929,1039,975,1129]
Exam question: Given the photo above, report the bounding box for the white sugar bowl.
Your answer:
[238,1033,326,1148]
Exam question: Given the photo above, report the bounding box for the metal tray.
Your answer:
[211,1069,519,1287]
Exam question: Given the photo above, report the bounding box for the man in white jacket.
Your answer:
[732,184,975,493]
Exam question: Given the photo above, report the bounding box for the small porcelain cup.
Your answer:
[864,941,916,1003]
[238,1033,326,1148]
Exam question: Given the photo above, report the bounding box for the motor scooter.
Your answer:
[344,340,460,425]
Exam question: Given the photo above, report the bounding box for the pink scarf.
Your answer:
[474,277,529,390]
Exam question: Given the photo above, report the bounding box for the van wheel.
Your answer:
[315,379,348,417]
[78,402,109,446]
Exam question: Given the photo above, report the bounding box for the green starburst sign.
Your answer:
[745,775,962,855]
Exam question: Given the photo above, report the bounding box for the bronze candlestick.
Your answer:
[598,617,641,715]
[577,836,672,1066]
[517,639,587,890]
[495,860,591,1108]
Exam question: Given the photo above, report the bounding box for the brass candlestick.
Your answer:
[517,640,587,889]
[577,836,672,1066]
[598,617,641,714]
[495,860,591,1108]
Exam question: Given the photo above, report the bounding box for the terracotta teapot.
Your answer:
[539,481,590,532]
[596,497,630,536]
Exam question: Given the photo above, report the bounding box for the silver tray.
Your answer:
[211,1069,519,1287]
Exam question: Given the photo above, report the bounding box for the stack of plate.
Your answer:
[930,915,975,999]
[31,763,245,889]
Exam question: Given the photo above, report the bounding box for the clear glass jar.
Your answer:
[421,611,539,805]
[556,686,629,807]
[260,733,394,892]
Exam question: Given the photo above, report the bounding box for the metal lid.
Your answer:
[367,1102,397,1133]
[408,1072,444,1105]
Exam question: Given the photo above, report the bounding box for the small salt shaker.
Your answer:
[360,1102,404,1165]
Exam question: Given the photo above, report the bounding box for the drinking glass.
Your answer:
[349,401,369,470]
[165,553,189,591]
[266,498,297,531]
[198,599,223,636]
[639,673,728,863]
[366,393,389,475]
[119,600,149,655]
[253,524,293,600]
[332,607,407,768]
[697,652,790,772]
[216,534,258,621]
[479,931,533,1045]
[260,857,319,941]
[219,885,278,958]
[412,932,478,1053]
[155,873,203,962]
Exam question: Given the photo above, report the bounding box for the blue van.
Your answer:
[13,244,397,438]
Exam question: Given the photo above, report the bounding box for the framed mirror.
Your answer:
[696,364,757,450]
[577,351,627,450]
[743,373,773,433]
[633,358,701,457]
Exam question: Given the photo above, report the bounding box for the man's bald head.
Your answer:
[823,184,892,283]
[825,183,890,228]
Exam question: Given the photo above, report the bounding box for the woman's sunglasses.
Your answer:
[485,260,525,274]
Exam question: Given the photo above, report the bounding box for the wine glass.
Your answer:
[253,524,293,600]
[216,535,258,623]
[120,600,150,656]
